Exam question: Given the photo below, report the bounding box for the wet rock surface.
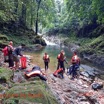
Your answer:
[47,73,104,104]
[81,53,104,69]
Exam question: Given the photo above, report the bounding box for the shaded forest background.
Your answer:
[0,0,104,54]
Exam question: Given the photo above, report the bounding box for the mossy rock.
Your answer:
[0,67,13,82]
[3,80,58,104]
[0,68,58,104]
[3,99,38,104]
[80,35,104,55]
[0,76,7,84]
[0,84,7,92]
[32,35,46,46]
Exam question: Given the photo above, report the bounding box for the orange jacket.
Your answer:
[43,55,50,62]
[57,53,65,61]
[71,55,80,64]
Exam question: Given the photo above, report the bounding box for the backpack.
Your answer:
[2,46,8,56]
[2,45,13,56]
[92,83,103,90]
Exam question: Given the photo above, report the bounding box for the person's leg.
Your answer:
[71,64,75,79]
[58,69,64,79]
[60,61,64,78]
[13,55,19,70]
[8,55,11,67]
[8,54,14,67]
[46,62,48,69]
[44,62,47,71]
[57,62,60,70]
[75,64,80,78]
[62,62,65,73]
[68,65,73,75]
[15,62,19,69]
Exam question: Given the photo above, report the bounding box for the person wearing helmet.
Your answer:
[12,44,24,70]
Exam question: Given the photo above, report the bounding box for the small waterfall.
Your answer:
[43,38,56,46]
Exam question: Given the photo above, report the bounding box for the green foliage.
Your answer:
[0,33,9,48]
[0,0,56,32]
[89,35,104,51]
[0,67,13,82]
[0,34,9,41]
[80,35,104,55]
[54,0,104,38]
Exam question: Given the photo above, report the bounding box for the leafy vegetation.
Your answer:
[80,35,104,55]
[0,0,104,52]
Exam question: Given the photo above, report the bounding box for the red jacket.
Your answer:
[71,55,80,64]
[57,53,65,61]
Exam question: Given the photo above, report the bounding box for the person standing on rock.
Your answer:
[2,41,14,68]
[68,51,80,80]
[12,44,25,70]
[8,41,14,68]
[43,52,50,72]
[57,50,66,78]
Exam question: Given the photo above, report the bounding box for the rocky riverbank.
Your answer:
[0,51,104,104]
[47,73,104,104]
[80,52,104,70]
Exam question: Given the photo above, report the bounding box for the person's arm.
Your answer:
[18,48,23,56]
[64,59,68,64]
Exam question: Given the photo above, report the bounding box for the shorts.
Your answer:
[13,55,19,62]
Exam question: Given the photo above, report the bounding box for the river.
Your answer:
[25,38,104,79]
[25,43,72,72]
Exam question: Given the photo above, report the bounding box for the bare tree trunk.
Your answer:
[14,0,18,14]
[31,0,33,28]
[35,0,41,35]
[21,2,26,26]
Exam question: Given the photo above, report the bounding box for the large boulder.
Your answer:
[31,35,47,46]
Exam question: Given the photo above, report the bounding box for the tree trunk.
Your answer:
[31,0,33,28]
[14,0,18,14]
[20,2,27,27]
[35,0,41,35]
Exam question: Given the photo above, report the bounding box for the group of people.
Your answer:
[2,41,24,70]
[43,50,80,80]
[2,41,80,80]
